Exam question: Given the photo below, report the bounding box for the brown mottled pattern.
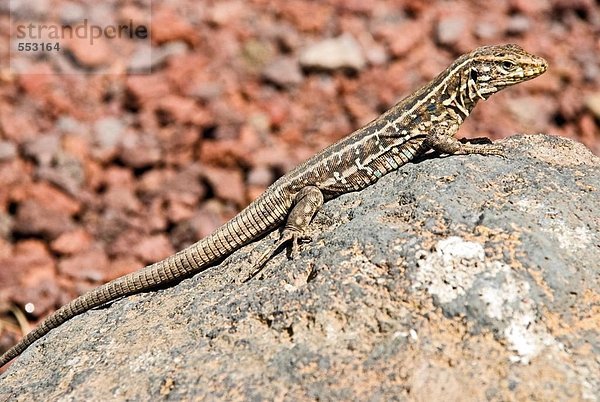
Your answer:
[0,44,547,368]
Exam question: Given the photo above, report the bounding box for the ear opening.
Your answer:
[469,68,478,82]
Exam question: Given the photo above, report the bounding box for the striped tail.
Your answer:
[0,188,291,368]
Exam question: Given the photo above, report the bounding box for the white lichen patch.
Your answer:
[479,263,530,320]
[413,236,486,304]
[515,197,546,212]
[546,222,594,252]
[437,236,485,263]
[482,263,559,364]
[413,236,562,365]
[515,198,595,253]
[504,310,558,365]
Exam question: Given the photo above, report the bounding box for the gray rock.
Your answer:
[247,165,274,187]
[58,1,86,24]
[262,57,303,87]
[21,131,85,194]
[436,16,467,46]
[187,82,223,101]
[9,0,49,18]
[364,43,388,66]
[0,141,17,161]
[36,152,85,196]
[0,212,12,239]
[475,21,499,40]
[23,134,60,166]
[1,135,598,401]
[88,3,114,26]
[56,116,89,136]
[126,45,155,74]
[585,93,600,119]
[118,131,161,168]
[507,14,531,35]
[299,34,366,72]
[128,42,189,74]
[93,117,124,151]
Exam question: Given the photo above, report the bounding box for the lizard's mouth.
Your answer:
[523,55,548,79]
[477,85,498,99]
[526,58,548,77]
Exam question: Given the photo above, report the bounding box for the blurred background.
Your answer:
[0,0,598,354]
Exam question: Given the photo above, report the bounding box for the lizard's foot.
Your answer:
[426,128,507,158]
[468,143,506,158]
[244,229,311,282]
[284,228,312,260]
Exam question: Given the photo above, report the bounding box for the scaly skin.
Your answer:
[0,44,547,369]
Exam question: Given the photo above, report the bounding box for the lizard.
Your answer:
[0,44,547,369]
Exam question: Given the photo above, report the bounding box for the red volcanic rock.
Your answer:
[134,234,175,264]
[50,229,94,255]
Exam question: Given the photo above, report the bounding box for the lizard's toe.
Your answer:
[491,146,507,158]
[480,144,506,158]
[290,241,300,260]
[285,231,312,260]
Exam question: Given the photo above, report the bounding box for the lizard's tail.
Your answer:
[0,189,289,369]
[0,255,192,368]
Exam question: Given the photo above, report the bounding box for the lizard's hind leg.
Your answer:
[246,186,324,280]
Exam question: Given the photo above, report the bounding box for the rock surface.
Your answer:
[1,135,598,401]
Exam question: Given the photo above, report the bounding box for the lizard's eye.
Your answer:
[502,61,516,71]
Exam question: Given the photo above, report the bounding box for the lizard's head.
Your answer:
[467,44,547,99]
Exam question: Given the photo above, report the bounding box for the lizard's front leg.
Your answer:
[425,125,505,156]
[246,186,324,280]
